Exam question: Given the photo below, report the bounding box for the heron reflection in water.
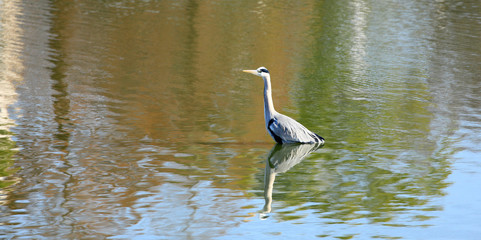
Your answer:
[261,142,322,219]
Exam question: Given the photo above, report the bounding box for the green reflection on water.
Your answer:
[259,0,452,225]
[0,128,18,189]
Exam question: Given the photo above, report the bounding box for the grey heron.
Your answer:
[243,67,325,144]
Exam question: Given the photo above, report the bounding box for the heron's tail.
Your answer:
[313,133,325,144]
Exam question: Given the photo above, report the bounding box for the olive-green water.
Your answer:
[1,0,481,239]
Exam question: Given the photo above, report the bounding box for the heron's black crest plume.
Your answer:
[258,67,269,74]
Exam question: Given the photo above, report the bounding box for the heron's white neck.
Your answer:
[263,74,276,121]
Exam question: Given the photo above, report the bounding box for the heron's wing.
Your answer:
[268,114,317,143]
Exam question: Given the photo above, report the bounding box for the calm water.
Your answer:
[1,0,481,239]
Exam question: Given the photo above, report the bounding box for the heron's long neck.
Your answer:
[263,75,276,120]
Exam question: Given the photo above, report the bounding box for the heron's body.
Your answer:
[243,67,324,144]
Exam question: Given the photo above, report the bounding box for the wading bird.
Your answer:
[243,67,325,144]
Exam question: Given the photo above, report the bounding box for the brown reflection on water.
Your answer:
[41,1,315,144]
[0,0,317,238]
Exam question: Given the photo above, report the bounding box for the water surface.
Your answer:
[1,0,481,239]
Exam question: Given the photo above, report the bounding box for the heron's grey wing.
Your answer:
[268,114,317,143]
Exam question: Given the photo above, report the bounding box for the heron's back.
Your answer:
[267,113,323,144]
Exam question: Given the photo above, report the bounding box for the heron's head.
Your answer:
[243,67,270,78]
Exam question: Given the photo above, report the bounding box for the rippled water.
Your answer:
[1,0,481,239]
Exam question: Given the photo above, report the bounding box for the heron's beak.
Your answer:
[243,70,257,75]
